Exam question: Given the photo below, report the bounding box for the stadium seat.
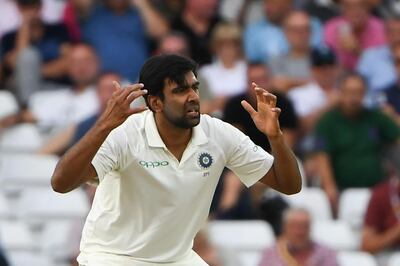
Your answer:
[0,91,18,119]
[388,252,400,266]
[0,153,58,188]
[0,123,43,152]
[238,250,263,266]
[282,187,332,221]
[337,251,377,266]
[0,221,37,251]
[311,220,360,251]
[6,251,53,266]
[338,188,371,230]
[208,220,275,251]
[41,220,84,262]
[0,193,10,219]
[17,187,90,224]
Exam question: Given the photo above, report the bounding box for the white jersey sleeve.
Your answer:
[213,118,274,187]
[91,126,128,182]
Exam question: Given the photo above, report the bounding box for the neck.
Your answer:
[221,58,237,68]
[74,83,89,93]
[154,113,192,148]
[290,47,309,58]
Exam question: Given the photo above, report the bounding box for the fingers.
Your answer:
[241,100,257,117]
[128,105,148,116]
[263,92,277,108]
[252,82,277,107]
[127,88,147,102]
[118,83,144,100]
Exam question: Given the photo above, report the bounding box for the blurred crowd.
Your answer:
[1,0,400,265]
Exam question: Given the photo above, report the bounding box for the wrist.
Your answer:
[267,130,284,143]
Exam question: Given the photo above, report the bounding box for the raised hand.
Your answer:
[97,81,148,131]
[241,82,282,139]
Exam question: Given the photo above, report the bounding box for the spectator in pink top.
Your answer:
[324,0,386,70]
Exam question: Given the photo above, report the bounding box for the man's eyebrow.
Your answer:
[172,81,200,91]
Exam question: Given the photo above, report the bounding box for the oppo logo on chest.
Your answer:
[139,160,169,168]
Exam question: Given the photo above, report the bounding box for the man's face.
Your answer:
[263,0,292,24]
[312,65,339,89]
[284,212,311,248]
[159,36,190,57]
[96,74,121,111]
[247,65,271,92]
[341,0,369,30]
[186,0,217,20]
[339,76,366,116]
[284,12,311,51]
[67,46,99,86]
[161,71,201,129]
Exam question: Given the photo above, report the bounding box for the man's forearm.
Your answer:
[269,133,302,194]
[51,122,111,193]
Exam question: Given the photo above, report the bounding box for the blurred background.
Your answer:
[1,0,400,265]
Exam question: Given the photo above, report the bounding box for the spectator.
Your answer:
[37,72,122,155]
[198,22,247,114]
[224,62,299,152]
[269,10,313,92]
[216,62,298,229]
[324,0,386,70]
[381,42,400,125]
[259,208,338,266]
[171,0,222,66]
[288,47,340,135]
[1,0,71,105]
[156,31,191,57]
[74,0,168,82]
[313,72,400,213]
[244,0,323,63]
[0,43,99,131]
[357,17,400,96]
[362,144,400,266]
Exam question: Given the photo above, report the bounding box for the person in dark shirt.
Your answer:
[224,62,299,152]
[1,0,71,105]
[210,62,298,226]
[171,0,222,66]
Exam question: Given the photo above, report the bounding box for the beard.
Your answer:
[163,103,201,129]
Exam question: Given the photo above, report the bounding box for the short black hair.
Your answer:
[139,54,197,108]
[338,71,367,89]
[16,0,41,7]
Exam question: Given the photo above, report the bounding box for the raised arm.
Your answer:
[51,82,147,193]
[133,0,169,38]
[241,82,302,195]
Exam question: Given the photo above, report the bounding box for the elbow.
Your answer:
[282,177,302,195]
[51,171,69,194]
[361,241,378,254]
[283,185,302,195]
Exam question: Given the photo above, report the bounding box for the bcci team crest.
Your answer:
[198,152,213,169]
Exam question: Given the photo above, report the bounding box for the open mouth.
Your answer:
[186,106,200,117]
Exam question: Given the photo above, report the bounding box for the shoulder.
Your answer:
[324,16,343,30]
[200,114,247,140]
[368,16,385,28]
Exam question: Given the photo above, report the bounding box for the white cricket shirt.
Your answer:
[77,110,274,265]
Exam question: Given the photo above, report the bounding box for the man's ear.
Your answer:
[148,95,163,113]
